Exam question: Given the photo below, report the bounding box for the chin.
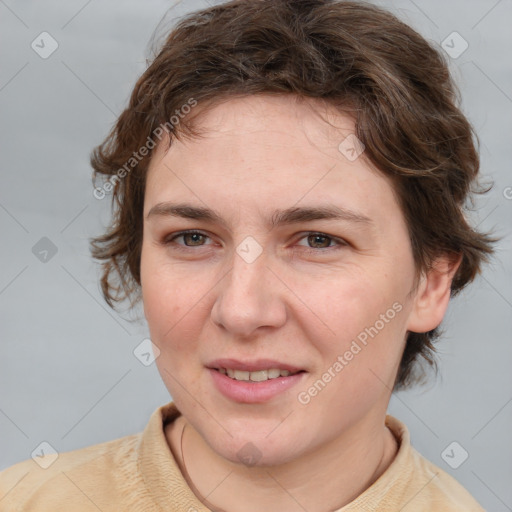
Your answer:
[207,431,304,468]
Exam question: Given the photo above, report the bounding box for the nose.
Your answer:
[210,249,287,338]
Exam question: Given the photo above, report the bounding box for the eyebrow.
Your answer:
[146,202,373,229]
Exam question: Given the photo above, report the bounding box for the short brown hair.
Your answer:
[89,0,495,390]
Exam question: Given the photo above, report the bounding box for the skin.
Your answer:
[140,94,460,512]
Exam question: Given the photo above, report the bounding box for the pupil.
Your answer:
[187,233,202,245]
[310,235,329,248]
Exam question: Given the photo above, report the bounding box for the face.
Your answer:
[141,94,427,466]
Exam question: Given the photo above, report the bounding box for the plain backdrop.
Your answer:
[1,0,511,510]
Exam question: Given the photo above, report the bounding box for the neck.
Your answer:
[166,413,398,512]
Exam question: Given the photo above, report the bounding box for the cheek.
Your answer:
[144,284,202,354]
[141,252,204,353]
[313,269,405,334]
[141,265,207,395]
[307,269,410,384]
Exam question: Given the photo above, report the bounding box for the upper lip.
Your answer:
[207,358,305,373]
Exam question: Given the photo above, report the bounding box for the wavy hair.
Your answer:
[90,0,496,389]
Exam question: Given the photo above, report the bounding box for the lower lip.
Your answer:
[208,368,306,403]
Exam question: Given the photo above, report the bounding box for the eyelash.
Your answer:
[162,230,347,254]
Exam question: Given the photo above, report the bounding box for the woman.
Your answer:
[0,0,494,510]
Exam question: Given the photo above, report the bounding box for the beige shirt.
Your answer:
[0,402,485,511]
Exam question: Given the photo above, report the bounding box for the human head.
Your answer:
[90,0,494,390]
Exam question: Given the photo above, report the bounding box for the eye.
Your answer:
[295,232,346,252]
[163,230,212,248]
[161,230,347,254]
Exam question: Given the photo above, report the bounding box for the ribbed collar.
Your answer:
[137,401,415,511]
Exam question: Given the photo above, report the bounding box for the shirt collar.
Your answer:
[137,402,413,511]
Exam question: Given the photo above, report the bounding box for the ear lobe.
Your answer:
[406,253,462,333]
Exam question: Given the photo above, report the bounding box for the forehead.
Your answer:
[174,94,358,153]
[144,95,402,228]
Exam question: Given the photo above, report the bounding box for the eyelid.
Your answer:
[164,230,213,246]
[294,232,347,251]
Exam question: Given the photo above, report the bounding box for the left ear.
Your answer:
[406,253,462,333]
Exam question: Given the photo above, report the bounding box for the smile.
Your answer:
[216,368,303,382]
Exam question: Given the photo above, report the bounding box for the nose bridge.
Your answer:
[232,255,262,292]
[227,232,270,293]
[211,244,286,336]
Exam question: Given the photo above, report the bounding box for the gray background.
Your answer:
[1,0,511,510]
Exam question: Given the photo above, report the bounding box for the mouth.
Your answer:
[206,358,307,403]
[212,367,305,382]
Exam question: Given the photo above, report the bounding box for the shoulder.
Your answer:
[408,447,485,511]
[364,415,487,512]
[0,433,141,511]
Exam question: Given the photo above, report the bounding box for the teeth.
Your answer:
[219,368,298,382]
[234,370,250,380]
